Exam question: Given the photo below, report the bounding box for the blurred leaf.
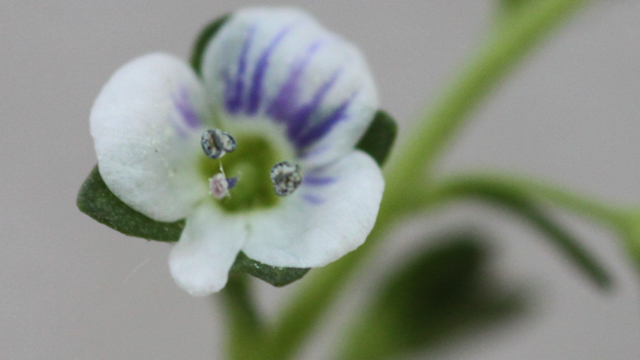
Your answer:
[231,252,310,287]
[190,14,230,76]
[77,165,185,242]
[445,179,613,289]
[338,234,523,360]
[356,110,398,167]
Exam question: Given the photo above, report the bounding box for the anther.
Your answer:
[270,161,302,196]
[227,176,238,190]
[201,129,237,159]
[209,173,230,199]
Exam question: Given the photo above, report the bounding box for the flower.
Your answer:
[90,7,384,296]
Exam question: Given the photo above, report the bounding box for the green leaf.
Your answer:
[77,166,185,241]
[190,14,231,76]
[356,110,398,167]
[231,252,310,287]
[338,234,523,360]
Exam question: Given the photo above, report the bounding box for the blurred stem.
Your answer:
[426,173,616,288]
[427,173,627,229]
[220,274,264,360]
[262,0,592,359]
[385,0,591,206]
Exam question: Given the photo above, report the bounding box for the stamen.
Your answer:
[270,161,302,196]
[227,176,239,190]
[213,129,237,153]
[209,173,230,199]
[201,129,237,159]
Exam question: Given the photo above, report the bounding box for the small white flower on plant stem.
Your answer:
[90,7,384,296]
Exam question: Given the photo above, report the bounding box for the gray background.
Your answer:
[2,0,640,359]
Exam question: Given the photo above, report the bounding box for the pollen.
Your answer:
[270,161,302,196]
[209,173,230,199]
[201,129,237,159]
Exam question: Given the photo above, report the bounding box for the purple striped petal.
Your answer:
[303,176,336,186]
[172,87,201,129]
[91,53,210,222]
[223,26,255,113]
[246,26,293,115]
[266,41,323,123]
[202,8,378,165]
[294,92,356,149]
[298,144,329,160]
[286,69,341,142]
[301,194,324,205]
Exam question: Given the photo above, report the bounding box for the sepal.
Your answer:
[190,14,231,76]
[231,252,310,287]
[355,110,397,167]
[77,166,185,242]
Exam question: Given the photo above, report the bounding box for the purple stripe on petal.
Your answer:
[172,87,201,129]
[169,116,190,139]
[305,163,333,175]
[224,26,256,113]
[295,92,357,149]
[302,194,324,205]
[298,144,329,159]
[303,176,336,186]
[299,147,326,159]
[246,26,293,115]
[287,69,342,141]
[267,41,323,123]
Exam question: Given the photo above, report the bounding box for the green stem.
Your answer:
[263,0,592,358]
[385,0,591,195]
[428,173,627,228]
[427,173,617,288]
[220,274,264,360]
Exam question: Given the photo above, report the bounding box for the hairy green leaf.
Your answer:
[356,110,398,167]
[231,252,310,287]
[190,14,231,76]
[77,166,185,241]
[338,234,523,360]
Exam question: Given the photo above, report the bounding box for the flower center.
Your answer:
[198,135,281,213]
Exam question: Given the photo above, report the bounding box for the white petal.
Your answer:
[169,202,247,296]
[91,53,211,222]
[202,7,378,166]
[242,151,384,268]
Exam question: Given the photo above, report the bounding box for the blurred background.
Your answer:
[2,0,640,359]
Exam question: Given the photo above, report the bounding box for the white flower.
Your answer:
[90,7,384,296]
